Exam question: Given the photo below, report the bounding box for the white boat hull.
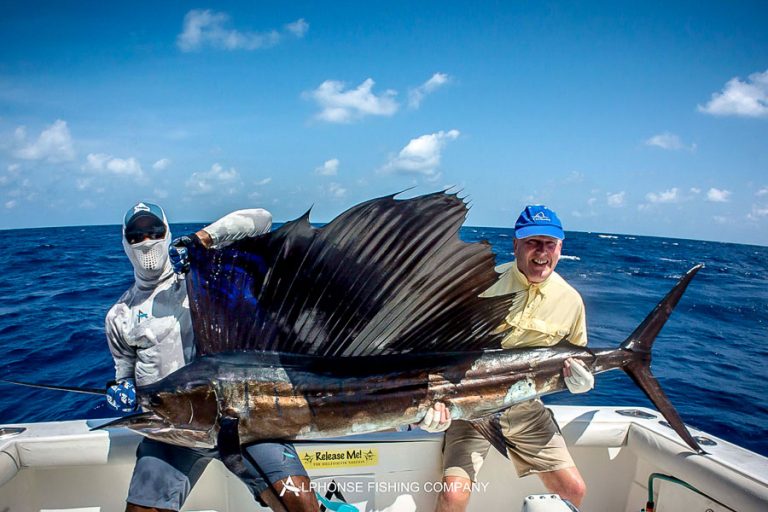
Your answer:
[1,406,766,511]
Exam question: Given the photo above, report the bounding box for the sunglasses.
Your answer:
[125,225,167,245]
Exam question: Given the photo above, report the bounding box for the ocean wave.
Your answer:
[597,234,619,239]
[560,255,581,261]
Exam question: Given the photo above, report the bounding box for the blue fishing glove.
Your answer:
[106,379,137,412]
[169,234,202,274]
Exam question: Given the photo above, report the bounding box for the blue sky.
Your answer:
[1,2,767,245]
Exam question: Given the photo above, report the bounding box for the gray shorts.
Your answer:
[127,438,308,510]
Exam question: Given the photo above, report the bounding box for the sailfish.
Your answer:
[2,192,706,457]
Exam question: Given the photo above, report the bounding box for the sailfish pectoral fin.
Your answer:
[217,416,250,477]
[469,413,512,459]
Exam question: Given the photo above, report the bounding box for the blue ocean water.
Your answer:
[0,224,766,457]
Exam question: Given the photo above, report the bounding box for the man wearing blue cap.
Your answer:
[105,202,318,512]
[434,205,592,511]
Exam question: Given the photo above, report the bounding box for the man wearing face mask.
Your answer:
[105,202,318,512]
[433,205,593,511]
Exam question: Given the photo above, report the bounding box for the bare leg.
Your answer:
[537,467,586,507]
[259,475,319,512]
[434,476,472,512]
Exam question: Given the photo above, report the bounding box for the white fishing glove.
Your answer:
[419,402,452,433]
[564,358,594,394]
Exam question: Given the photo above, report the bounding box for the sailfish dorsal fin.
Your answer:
[186,192,518,357]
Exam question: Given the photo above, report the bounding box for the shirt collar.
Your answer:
[511,261,552,293]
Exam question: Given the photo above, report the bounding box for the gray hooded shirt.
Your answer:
[106,208,272,386]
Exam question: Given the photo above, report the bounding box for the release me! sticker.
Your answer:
[298,448,379,469]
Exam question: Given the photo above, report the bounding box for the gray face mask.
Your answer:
[122,203,173,287]
[125,236,168,271]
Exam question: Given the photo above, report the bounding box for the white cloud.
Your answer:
[154,188,169,199]
[690,187,701,194]
[285,19,309,38]
[3,178,34,205]
[706,187,731,202]
[7,163,20,173]
[571,199,598,218]
[607,191,625,207]
[698,69,768,118]
[645,132,695,151]
[315,158,339,176]
[84,153,143,178]
[185,163,241,195]
[563,171,584,184]
[713,215,729,225]
[645,187,679,204]
[756,187,768,197]
[381,130,460,179]
[747,205,768,220]
[13,120,75,162]
[153,158,171,171]
[177,10,307,52]
[246,177,271,197]
[327,182,347,198]
[305,78,398,123]
[408,72,450,108]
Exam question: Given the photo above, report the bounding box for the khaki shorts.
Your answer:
[443,400,575,480]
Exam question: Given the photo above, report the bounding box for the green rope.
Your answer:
[647,473,703,503]
[645,473,734,511]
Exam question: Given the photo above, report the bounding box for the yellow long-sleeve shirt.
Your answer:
[481,261,587,349]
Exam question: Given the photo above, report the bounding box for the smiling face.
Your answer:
[513,235,562,283]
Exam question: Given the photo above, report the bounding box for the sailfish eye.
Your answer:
[149,394,163,407]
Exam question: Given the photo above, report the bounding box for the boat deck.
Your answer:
[1,406,766,511]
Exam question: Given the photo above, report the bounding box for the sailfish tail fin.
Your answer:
[620,264,705,454]
[622,361,705,454]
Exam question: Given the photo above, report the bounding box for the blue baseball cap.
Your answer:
[514,205,565,240]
